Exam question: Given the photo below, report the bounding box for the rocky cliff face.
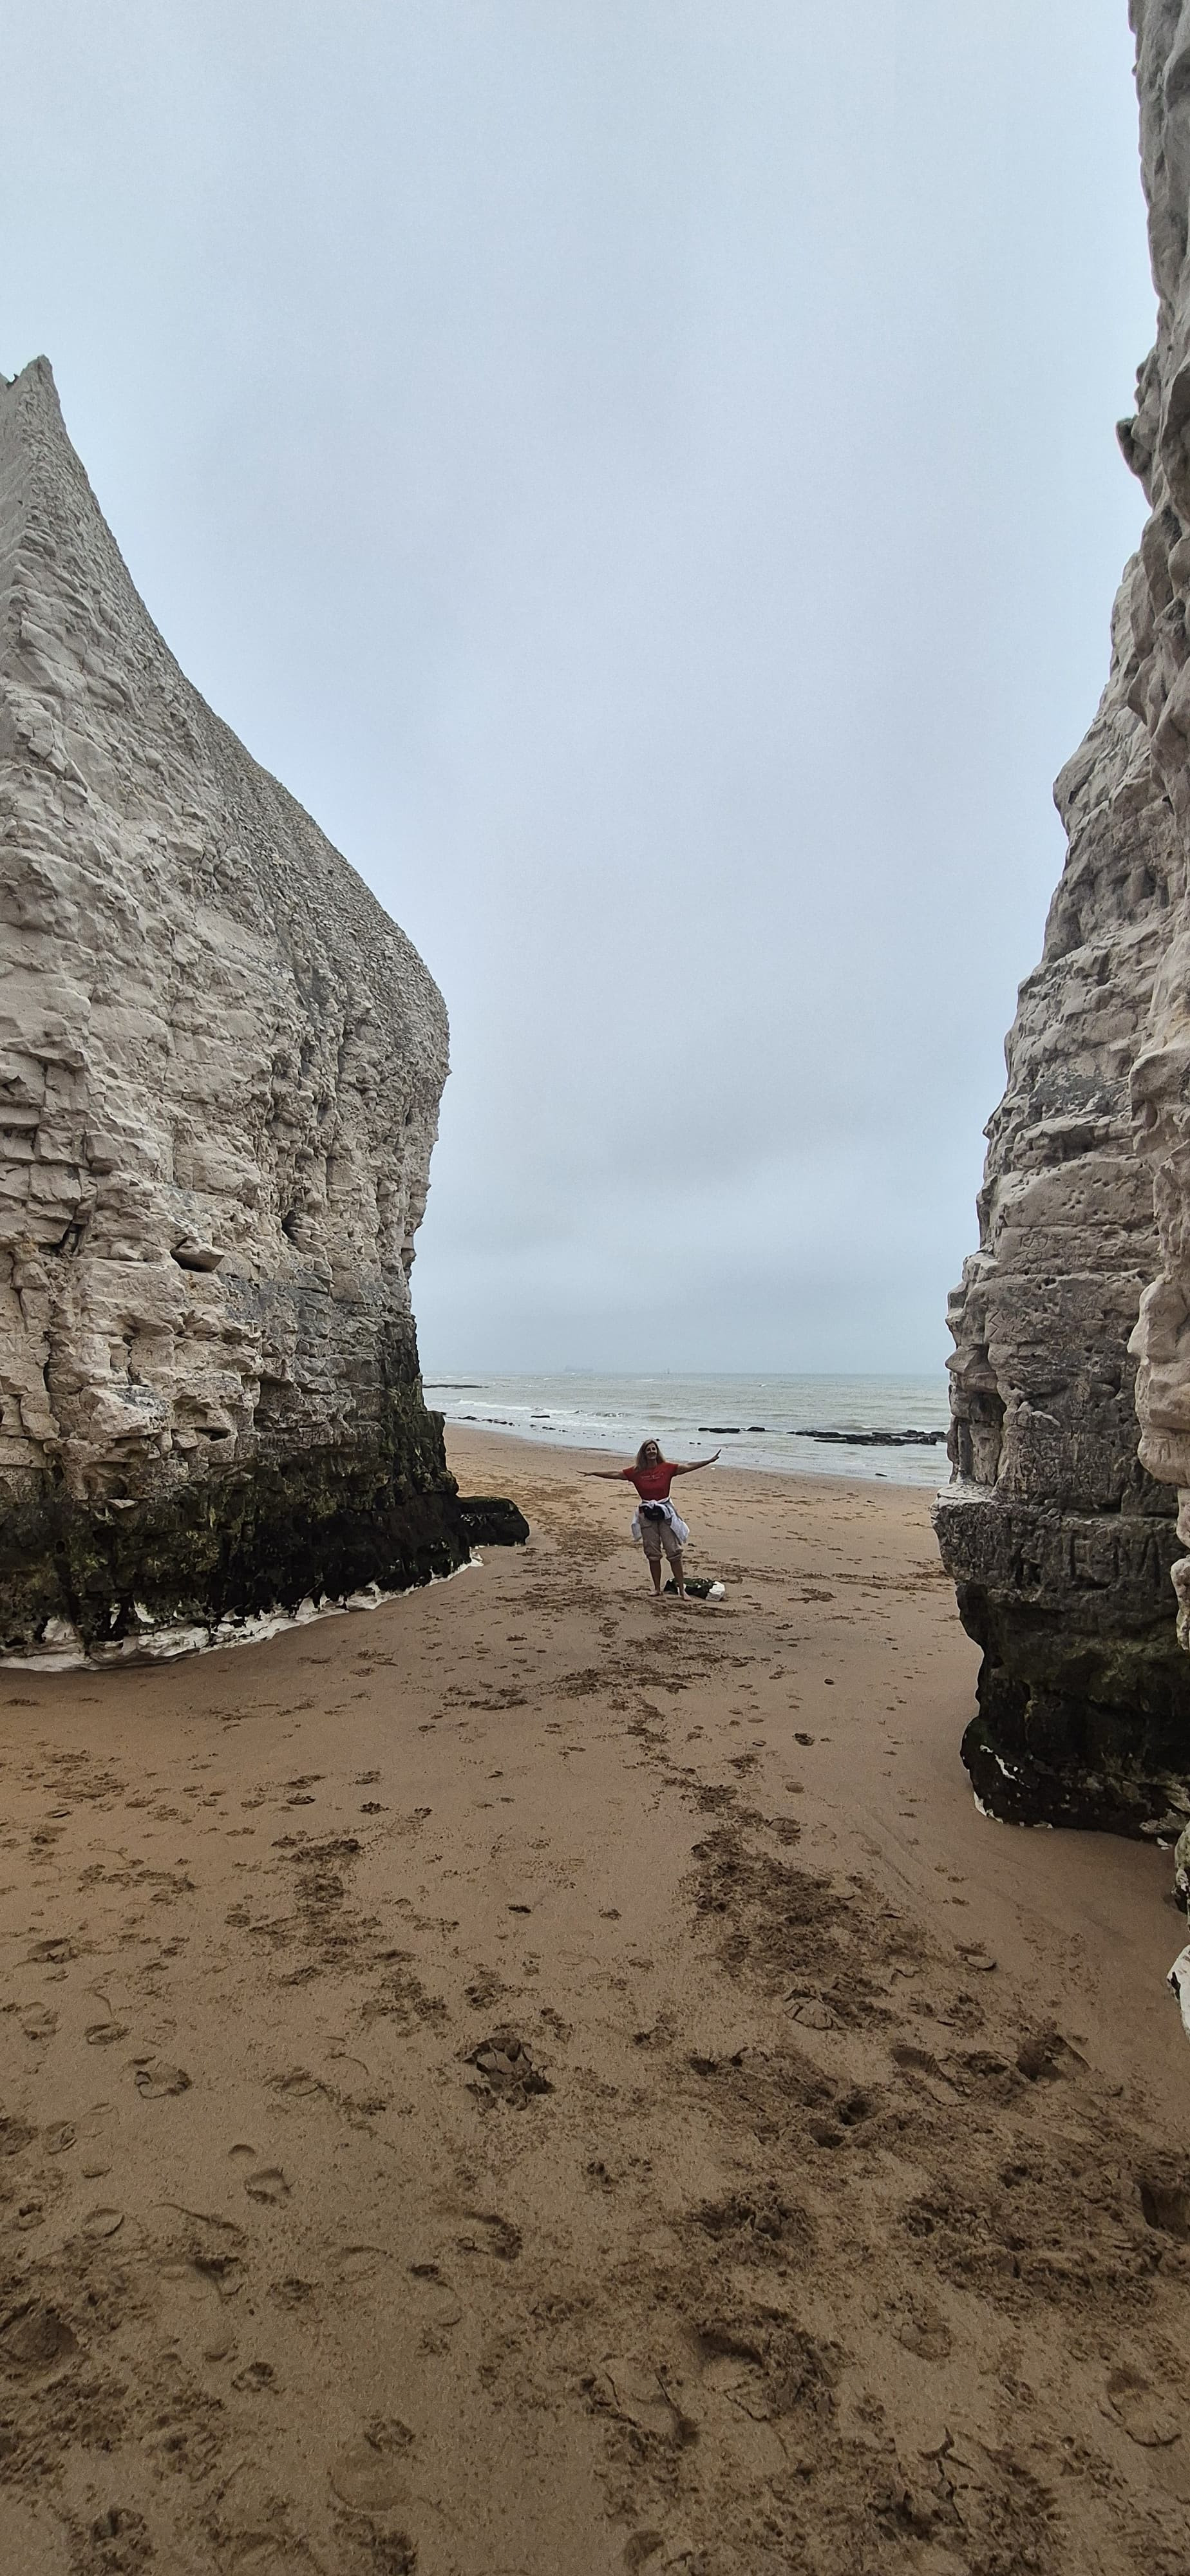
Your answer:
[935,3,1190,1833]
[0,357,477,1660]
[1124,4,1190,1659]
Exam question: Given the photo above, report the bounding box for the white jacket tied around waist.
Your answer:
[631,1498,690,1547]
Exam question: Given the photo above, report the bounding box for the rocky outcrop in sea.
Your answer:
[936,4,1190,1835]
[0,359,520,1664]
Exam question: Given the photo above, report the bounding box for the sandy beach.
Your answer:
[2,1428,1188,2576]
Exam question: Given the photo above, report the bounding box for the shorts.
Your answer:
[638,1508,683,1563]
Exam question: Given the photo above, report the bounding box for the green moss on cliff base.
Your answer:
[0,1391,473,1656]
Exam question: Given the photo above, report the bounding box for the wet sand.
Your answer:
[1,1428,1188,2576]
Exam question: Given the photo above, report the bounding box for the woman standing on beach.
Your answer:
[585,1439,720,1600]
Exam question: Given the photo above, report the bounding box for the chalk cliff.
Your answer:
[0,357,503,1661]
[1124,6,1190,1671]
[935,2,1190,1832]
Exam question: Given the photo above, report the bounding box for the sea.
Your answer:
[423,1371,952,1490]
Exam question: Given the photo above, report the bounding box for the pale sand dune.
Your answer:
[1,1428,1187,2574]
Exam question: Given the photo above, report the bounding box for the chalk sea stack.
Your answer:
[936,4,1190,1835]
[0,357,520,1663]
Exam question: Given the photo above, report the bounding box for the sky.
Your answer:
[2,1,1158,1375]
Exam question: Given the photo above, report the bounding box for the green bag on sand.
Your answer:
[664,1577,725,1600]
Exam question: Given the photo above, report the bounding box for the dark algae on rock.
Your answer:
[940,1493,1190,1835]
[0,1383,480,1657]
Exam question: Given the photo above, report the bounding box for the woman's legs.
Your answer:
[641,1518,685,1598]
[641,1526,664,1594]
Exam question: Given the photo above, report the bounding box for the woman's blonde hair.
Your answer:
[636,1438,665,1470]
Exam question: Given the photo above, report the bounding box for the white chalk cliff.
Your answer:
[0,357,491,1658]
[936,2,1190,1833]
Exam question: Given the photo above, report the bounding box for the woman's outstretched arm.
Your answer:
[583,1467,630,1479]
[671,1451,721,1475]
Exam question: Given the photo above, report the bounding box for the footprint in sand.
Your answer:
[0,2300,79,2371]
[134,2061,191,2098]
[158,2257,221,2306]
[243,2167,291,2204]
[1014,2026,1087,2083]
[269,2277,315,2311]
[1138,2175,1190,2239]
[225,2538,305,2573]
[336,2244,388,2284]
[894,2299,952,2362]
[601,2356,688,2442]
[1106,2364,1181,2447]
[789,1996,836,2031]
[156,2253,242,2360]
[80,2206,124,2239]
[20,2005,57,2043]
[406,2264,463,2329]
[330,2420,414,2513]
[454,2211,522,2262]
[85,2022,129,2047]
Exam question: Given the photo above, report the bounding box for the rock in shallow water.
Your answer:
[0,357,509,1656]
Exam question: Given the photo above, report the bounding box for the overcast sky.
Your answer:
[3,1,1157,1375]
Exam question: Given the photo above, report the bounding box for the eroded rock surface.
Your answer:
[0,356,477,1657]
[1124,6,1190,1677]
[935,4,1190,1832]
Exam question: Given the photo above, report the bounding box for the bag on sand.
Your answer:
[665,1576,725,1600]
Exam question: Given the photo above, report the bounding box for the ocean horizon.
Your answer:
[425,1368,952,1488]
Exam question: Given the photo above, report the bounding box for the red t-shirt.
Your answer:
[623,1459,676,1501]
